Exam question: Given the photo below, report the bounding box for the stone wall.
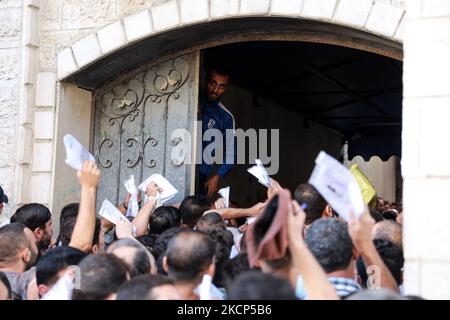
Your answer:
[1,0,407,216]
[402,0,450,299]
[0,0,21,220]
[40,0,159,71]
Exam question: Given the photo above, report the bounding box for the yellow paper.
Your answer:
[350,164,377,207]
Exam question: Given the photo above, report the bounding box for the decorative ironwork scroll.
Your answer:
[94,57,191,206]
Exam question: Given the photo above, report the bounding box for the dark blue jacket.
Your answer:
[199,100,236,179]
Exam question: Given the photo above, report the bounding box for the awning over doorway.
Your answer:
[206,41,402,161]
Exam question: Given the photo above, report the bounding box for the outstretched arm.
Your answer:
[348,209,400,293]
[204,202,265,220]
[69,161,100,252]
[131,182,160,237]
[288,200,338,300]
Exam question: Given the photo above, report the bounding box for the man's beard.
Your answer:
[207,93,219,102]
[37,236,51,252]
[25,249,39,270]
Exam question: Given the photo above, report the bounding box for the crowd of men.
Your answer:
[0,160,412,300]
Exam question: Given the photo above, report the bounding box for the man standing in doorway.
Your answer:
[198,67,236,198]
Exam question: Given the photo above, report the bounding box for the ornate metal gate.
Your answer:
[93,53,198,208]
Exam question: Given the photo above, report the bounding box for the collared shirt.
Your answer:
[328,276,361,298]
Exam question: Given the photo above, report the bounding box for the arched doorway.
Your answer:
[53,5,404,212]
[202,41,402,207]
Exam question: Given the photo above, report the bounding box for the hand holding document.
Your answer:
[99,199,129,225]
[63,134,95,171]
[308,151,365,221]
[218,187,230,208]
[247,159,271,188]
[124,175,139,218]
[138,174,178,204]
[99,199,136,235]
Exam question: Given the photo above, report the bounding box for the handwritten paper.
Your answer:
[308,151,365,221]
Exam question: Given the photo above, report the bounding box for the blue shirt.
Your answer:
[199,100,236,179]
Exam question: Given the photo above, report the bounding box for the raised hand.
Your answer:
[77,160,100,190]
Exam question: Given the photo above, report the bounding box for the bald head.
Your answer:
[372,220,403,249]
[165,231,215,282]
[107,238,156,277]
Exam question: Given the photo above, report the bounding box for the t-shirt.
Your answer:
[3,267,36,300]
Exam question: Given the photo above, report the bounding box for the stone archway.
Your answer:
[50,0,405,229]
[57,0,405,86]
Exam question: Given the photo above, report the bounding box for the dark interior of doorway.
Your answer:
[200,41,403,207]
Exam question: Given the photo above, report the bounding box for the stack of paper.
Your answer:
[308,151,365,221]
[63,134,95,171]
[138,174,178,204]
[218,187,230,208]
[247,159,271,188]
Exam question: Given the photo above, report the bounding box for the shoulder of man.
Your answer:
[217,102,235,128]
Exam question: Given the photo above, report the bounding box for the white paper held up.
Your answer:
[218,187,230,208]
[247,159,271,188]
[308,151,365,221]
[138,174,178,204]
[99,199,129,225]
[63,134,95,171]
[124,175,139,218]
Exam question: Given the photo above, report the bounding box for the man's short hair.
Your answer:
[369,207,384,222]
[373,239,404,286]
[107,238,152,277]
[179,196,211,227]
[200,227,234,287]
[166,231,216,282]
[60,203,79,226]
[116,274,173,300]
[306,218,353,273]
[0,223,31,264]
[227,271,296,300]
[11,203,51,231]
[196,212,225,232]
[36,246,87,287]
[208,65,230,78]
[294,183,327,225]
[149,206,181,234]
[372,220,402,248]
[223,252,250,287]
[59,216,101,247]
[383,210,398,221]
[136,234,158,256]
[152,227,186,261]
[72,253,129,300]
